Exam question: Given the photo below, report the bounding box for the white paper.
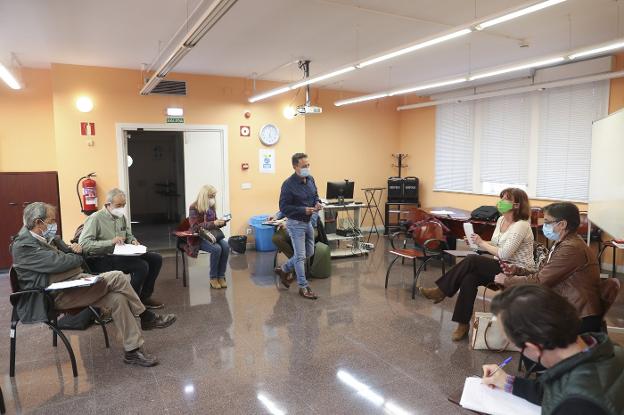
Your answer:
[259,149,275,174]
[460,377,540,415]
[113,244,147,256]
[463,223,479,249]
[430,209,455,215]
[46,276,100,291]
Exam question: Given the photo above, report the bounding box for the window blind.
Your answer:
[434,102,475,192]
[479,94,531,192]
[536,81,609,201]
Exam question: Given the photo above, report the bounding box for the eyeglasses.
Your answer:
[543,219,562,226]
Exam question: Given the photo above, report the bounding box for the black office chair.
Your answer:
[8,267,109,378]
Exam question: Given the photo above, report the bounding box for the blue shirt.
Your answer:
[279,173,320,223]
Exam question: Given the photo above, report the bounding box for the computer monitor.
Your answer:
[326,180,354,203]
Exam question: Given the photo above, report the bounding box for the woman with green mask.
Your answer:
[419,188,536,341]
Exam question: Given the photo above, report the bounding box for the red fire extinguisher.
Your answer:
[76,172,98,215]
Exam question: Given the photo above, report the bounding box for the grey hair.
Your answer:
[105,188,126,205]
[23,202,55,230]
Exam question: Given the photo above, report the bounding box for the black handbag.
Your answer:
[199,228,225,244]
[470,206,500,222]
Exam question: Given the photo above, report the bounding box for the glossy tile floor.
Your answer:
[0,239,622,414]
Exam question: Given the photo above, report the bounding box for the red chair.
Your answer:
[385,220,448,299]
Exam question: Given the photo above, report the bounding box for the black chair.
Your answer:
[9,267,110,378]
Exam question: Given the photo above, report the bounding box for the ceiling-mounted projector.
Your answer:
[296,104,322,115]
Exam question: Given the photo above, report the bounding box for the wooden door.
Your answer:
[0,172,61,269]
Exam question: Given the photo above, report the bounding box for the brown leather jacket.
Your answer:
[505,233,602,318]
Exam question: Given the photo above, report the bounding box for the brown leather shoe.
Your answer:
[419,286,446,304]
[299,287,318,300]
[451,323,469,342]
[274,267,291,289]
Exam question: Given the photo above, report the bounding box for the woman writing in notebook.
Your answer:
[419,188,536,341]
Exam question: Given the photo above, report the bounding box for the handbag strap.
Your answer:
[483,320,511,352]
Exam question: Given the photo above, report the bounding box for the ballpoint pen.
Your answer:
[489,356,513,377]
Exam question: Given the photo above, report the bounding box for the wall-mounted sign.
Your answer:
[80,122,95,136]
[259,149,275,174]
[166,116,184,123]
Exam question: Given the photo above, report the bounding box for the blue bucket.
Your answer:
[249,214,276,252]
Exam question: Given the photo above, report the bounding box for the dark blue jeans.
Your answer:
[200,239,229,278]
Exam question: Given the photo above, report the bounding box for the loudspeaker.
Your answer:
[387,177,404,202]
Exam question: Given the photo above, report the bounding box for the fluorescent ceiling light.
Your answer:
[291,66,356,89]
[335,93,388,107]
[569,40,624,60]
[469,57,564,81]
[389,78,467,96]
[475,0,567,30]
[357,29,472,68]
[184,0,238,47]
[248,86,291,103]
[0,63,21,90]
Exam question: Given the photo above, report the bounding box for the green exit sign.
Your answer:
[166,116,184,123]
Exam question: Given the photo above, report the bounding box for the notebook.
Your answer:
[460,377,540,415]
[46,276,101,291]
[113,244,147,256]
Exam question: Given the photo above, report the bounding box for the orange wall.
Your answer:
[0,64,307,237]
[0,68,56,171]
[306,89,400,226]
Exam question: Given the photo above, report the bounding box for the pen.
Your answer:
[489,356,513,377]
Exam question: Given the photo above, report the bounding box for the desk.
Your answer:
[427,206,543,242]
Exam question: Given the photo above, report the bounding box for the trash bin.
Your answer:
[249,215,276,252]
[228,235,247,254]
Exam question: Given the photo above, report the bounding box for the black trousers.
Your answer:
[87,252,162,301]
[435,254,501,324]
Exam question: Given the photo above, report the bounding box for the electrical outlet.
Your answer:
[246,228,252,235]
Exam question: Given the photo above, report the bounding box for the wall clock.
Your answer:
[259,123,280,146]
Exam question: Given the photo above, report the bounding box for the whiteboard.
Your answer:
[588,109,624,239]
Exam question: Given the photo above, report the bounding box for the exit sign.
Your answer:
[166,116,184,123]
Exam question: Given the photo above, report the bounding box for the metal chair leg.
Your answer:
[385,256,400,289]
[175,248,179,279]
[0,385,6,414]
[9,317,18,378]
[182,251,188,287]
[45,323,78,377]
[412,259,428,299]
[88,306,110,348]
[52,316,58,347]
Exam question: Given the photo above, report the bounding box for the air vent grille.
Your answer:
[150,80,187,95]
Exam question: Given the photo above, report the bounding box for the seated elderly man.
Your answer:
[79,188,164,309]
[11,202,176,367]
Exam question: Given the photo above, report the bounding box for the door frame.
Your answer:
[115,123,229,226]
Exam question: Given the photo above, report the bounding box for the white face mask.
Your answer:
[110,207,125,218]
[208,198,216,208]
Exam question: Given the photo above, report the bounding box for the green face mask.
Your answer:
[497,199,514,214]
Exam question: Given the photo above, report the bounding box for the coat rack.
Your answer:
[391,154,408,177]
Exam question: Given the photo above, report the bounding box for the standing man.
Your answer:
[79,188,164,309]
[274,153,322,299]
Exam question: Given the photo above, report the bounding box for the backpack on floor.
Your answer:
[310,242,331,279]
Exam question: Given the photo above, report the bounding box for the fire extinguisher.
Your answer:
[76,172,98,215]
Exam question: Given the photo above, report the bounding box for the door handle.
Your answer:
[8,202,17,206]
[22,202,32,207]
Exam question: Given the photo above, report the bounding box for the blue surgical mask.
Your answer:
[42,223,57,240]
[299,167,310,177]
[542,223,560,241]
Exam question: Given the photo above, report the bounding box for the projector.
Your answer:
[296,105,323,115]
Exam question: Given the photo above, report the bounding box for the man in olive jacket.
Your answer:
[11,202,175,367]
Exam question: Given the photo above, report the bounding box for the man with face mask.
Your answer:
[79,189,172,324]
[274,153,322,299]
[11,202,173,366]
[494,202,603,333]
